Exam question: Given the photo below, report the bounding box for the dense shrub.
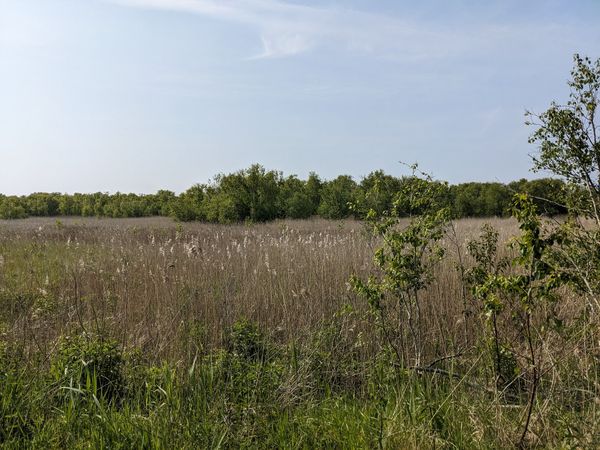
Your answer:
[224,319,269,361]
[51,333,125,403]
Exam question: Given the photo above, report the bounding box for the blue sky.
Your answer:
[1,0,600,194]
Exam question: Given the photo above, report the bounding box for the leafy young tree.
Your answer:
[527,54,600,222]
[351,169,450,367]
[466,53,600,445]
[472,195,567,446]
[527,54,600,308]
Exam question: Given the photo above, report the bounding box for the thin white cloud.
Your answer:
[107,0,472,59]
[250,33,313,59]
[107,0,581,60]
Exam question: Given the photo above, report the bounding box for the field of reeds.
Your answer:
[0,216,598,448]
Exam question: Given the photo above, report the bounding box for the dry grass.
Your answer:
[1,216,599,447]
[0,216,521,364]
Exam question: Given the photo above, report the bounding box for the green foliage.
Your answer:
[51,333,125,403]
[318,175,357,219]
[0,197,28,219]
[527,54,600,220]
[526,54,600,312]
[25,193,60,216]
[278,175,318,219]
[450,182,512,217]
[224,318,269,361]
[353,170,403,217]
[0,164,568,223]
[470,194,568,443]
[202,189,238,223]
[0,342,34,443]
[171,184,206,221]
[472,195,563,338]
[508,178,568,215]
[352,168,451,366]
[466,224,523,390]
[216,164,283,222]
[466,224,505,284]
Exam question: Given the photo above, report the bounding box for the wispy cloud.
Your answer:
[106,0,472,59]
[107,0,328,58]
[108,0,578,61]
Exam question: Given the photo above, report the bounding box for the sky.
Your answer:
[1,0,600,195]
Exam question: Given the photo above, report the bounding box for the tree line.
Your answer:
[0,165,567,222]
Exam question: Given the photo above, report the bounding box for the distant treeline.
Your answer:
[0,165,567,222]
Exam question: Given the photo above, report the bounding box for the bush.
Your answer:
[224,319,269,361]
[51,333,125,403]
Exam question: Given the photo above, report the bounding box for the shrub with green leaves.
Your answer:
[471,194,568,444]
[224,318,269,362]
[351,166,451,367]
[209,319,286,446]
[51,333,125,403]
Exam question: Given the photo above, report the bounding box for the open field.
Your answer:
[0,216,518,359]
[1,216,598,448]
[4,2,600,447]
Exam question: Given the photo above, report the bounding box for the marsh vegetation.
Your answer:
[0,214,597,448]
[1,54,600,448]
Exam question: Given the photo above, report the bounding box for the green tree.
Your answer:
[353,170,403,217]
[527,54,600,304]
[318,175,357,219]
[527,54,600,220]
[172,184,206,221]
[508,178,567,216]
[305,172,323,215]
[26,193,60,216]
[202,188,238,224]
[278,175,314,219]
[450,183,512,218]
[0,197,28,219]
[216,165,282,222]
[155,190,177,217]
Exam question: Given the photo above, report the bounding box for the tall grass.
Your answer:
[0,217,598,448]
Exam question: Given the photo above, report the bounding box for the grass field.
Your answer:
[0,217,598,448]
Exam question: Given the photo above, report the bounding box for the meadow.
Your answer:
[1,216,598,448]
